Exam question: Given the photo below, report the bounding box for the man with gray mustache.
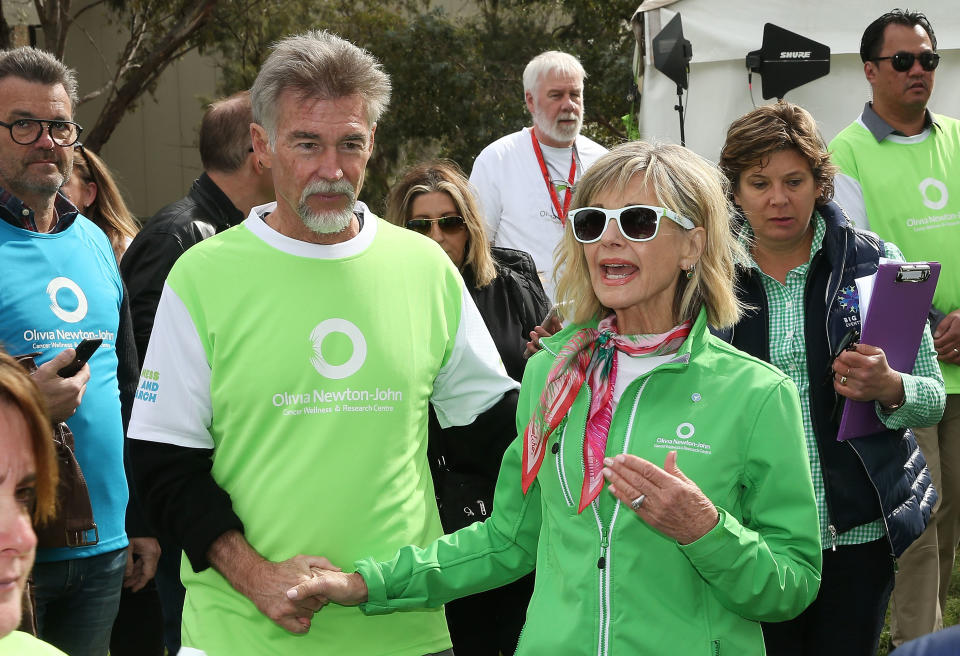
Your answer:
[126,30,518,656]
[297,179,355,233]
[469,50,607,302]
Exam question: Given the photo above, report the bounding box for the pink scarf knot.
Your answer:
[522,315,691,512]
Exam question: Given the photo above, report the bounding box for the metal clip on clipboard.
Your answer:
[896,264,931,283]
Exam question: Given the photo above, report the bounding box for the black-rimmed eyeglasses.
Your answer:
[872,51,940,72]
[0,118,83,146]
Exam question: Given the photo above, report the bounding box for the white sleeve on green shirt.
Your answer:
[833,173,870,231]
[128,280,518,443]
[127,282,214,449]
[431,283,519,428]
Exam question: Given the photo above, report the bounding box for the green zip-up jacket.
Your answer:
[356,309,822,655]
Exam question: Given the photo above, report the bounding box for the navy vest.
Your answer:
[715,202,934,557]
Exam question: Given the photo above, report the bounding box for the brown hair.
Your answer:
[200,91,254,173]
[72,146,138,260]
[719,101,837,207]
[0,350,57,524]
[384,160,497,287]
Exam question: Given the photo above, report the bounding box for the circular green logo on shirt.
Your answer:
[309,318,366,379]
[919,177,948,211]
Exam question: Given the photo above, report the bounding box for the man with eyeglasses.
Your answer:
[830,8,960,648]
[0,47,146,656]
[469,51,607,302]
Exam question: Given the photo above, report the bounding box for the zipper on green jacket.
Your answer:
[712,639,721,655]
[598,526,609,569]
[591,378,649,656]
[555,422,575,508]
[593,504,611,656]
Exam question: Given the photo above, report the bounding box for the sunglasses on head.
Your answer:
[570,205,695,244]
[405,215,466,233]
[873,51,940,72]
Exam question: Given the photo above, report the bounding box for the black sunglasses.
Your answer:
[873,51,940,72]
[570,205,694,244]
[405,215,466,233]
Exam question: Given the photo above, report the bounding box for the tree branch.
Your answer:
[83,0,220,150]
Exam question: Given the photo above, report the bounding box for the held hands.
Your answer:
[832,343,904,408]
[238,555,342,633]
[286,570,369,608]
[32,348,90,423]
[602,451,719,545]
[933,310,960,366]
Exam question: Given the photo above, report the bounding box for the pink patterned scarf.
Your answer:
[522,315,691,512]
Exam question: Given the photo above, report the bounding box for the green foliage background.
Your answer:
[202,0,639,213]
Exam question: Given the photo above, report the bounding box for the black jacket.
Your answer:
[120,173,244,366]
[714,201,935,557]
[465,246,550,382]
[428,247,548,531]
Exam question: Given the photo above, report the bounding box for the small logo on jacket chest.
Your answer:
[653,422,711,455]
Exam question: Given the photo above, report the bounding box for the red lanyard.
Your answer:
[530,128,577,225]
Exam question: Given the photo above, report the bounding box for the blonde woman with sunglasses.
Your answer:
[290,142,822,655]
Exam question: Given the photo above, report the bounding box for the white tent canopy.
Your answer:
[632,1,960,161]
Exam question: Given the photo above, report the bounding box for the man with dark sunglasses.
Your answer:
[830,8,960,649]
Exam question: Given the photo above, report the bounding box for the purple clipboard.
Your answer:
[837,261,940,441]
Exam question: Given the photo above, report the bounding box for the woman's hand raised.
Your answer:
[603,451,719,545]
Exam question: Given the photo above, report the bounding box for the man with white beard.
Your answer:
[126,30,518,656]
[469,51,607,301]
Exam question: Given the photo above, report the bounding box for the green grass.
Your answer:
[877,559,960,655]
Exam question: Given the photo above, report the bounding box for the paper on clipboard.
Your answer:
[837,260,940,441]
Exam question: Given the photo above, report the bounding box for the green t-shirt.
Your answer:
[128,206,517,655]
[0,632,67,655]
[831,112,960,392]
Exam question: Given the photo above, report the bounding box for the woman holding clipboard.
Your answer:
[716,101,945,656]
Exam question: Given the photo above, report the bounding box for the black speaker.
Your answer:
[653,13,693,91]
[746,23,830,100]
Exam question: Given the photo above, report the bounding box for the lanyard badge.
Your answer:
[531,128,577,225]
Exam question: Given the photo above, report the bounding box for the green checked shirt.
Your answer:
[741,212,944,549]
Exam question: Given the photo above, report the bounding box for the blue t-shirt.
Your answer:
[0,215,128,560]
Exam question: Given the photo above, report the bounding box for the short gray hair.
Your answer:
[522,51,585,95]
[250,30,391,144]
[0,47,79,113]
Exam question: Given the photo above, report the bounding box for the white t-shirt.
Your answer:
[469,127,607,302]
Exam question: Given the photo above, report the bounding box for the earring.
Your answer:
[685,263,696,279]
